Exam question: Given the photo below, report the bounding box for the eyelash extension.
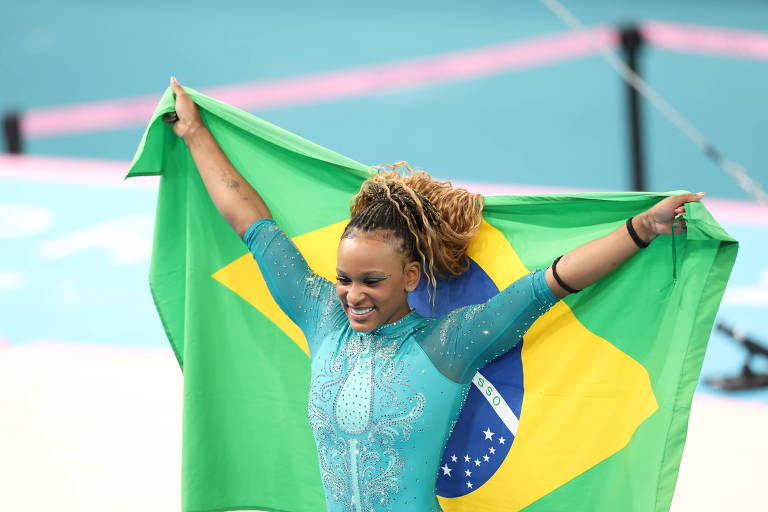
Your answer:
[335,277,385,286]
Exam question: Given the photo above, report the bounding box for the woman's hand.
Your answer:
[169,77,205,141]
[165,77,272,234]
[634,192,705,241]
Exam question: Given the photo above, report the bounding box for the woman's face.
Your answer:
[336,232,421,332]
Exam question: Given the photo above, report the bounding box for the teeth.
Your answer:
[350,306,374,315]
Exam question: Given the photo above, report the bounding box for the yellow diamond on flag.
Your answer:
[213,219,658,510]
[211,219,347,357]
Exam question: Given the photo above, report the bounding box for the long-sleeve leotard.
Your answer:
[244,218,557,512]
[244,217,556,385]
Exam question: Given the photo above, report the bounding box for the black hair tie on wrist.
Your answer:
[626,217,650,249]
[552,255,581,294]
[162,111,179,124]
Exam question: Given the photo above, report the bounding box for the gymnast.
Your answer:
[169,77,702,512]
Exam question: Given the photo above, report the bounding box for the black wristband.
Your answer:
[162,111,179,124]
[552,255,581,294]
[626,217,650,249]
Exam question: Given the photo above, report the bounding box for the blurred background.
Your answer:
[1,0,766,510]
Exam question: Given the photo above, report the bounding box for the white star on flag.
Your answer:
[466,481,473,489]
[465,469,472,477]
[483,427,494,440]
[450,454,457,462]
[464,455,470,462]
[441,463,452,476]
[489,447,496,454]
[483,454,490,462]
[474,459,481,466]
[498,436,506,444]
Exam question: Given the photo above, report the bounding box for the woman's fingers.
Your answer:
[170,78,191,107]
[170,76,184,94]
[666,192,703,234]
[671,193,699,233]
[167,77,203,139]
[675,192,703,218]
[669,192,704,217]
[170,77,185,106]
[682,192,705,205]
[170,77,189,109]
[674,217,687,234]
[646,191,704,236]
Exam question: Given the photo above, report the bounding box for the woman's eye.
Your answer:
[336,277,384,286]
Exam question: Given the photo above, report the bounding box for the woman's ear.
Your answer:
[404,260,421,292]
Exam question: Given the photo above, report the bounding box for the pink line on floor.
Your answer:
[21,27,616,139]
[19,21,768,140]
[3,155,765,226]
[455,180,768,226]
[643,20,768,60]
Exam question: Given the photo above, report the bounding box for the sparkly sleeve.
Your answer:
[417,269,558,384]
[243,218,341,355]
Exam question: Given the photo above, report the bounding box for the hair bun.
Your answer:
[346,162,484,299]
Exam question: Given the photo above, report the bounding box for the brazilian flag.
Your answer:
[127,88,737,512]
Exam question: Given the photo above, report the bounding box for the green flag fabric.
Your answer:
[127,87,737,512]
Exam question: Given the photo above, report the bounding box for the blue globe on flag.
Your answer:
[407,257,525,497]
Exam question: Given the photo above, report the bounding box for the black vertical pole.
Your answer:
[620,24,645,192]
[3,111,23,154]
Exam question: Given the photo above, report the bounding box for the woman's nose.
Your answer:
[346,283,366,304]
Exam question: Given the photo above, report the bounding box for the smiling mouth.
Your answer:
[349,306,375,315]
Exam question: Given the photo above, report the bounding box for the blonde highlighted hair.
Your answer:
[342,161,484,300]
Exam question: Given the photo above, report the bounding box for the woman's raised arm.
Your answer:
[169,77,271,237]
[545,192,705,299]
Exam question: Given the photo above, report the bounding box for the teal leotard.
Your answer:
[244,218,558,512]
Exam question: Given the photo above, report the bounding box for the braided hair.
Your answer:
[341,161,484,302]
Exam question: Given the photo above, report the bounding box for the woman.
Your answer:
[168,77,702,512]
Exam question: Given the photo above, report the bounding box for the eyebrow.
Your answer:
[335,270,391,278]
